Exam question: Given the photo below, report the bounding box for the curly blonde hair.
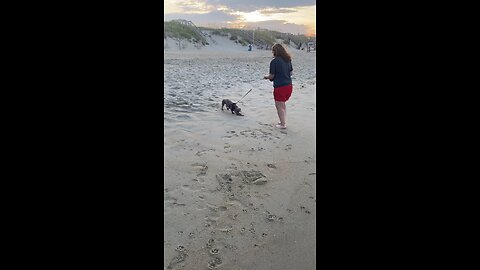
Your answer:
[272,43,292,62]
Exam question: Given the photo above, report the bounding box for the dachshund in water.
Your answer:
[221,99,243,116]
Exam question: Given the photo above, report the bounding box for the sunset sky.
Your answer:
[164,0,316,36]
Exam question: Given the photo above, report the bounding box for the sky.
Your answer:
[164,0,316,36]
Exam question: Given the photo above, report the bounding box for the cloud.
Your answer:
[164,1,316,35]
[171,0,216,13]
[260,8,297,15]
[243,20,309,35]
[204,0,316,12]
[164,10,240,25]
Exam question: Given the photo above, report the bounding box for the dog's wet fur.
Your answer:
[222,99,243,116]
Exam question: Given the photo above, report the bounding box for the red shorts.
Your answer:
[273,84,293,102]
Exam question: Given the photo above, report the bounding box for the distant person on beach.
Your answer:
[263,43,293,129]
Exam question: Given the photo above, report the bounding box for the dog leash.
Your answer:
[236,89,253,103]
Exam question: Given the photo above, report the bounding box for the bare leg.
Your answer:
[275,101,286,126]
[275,102,281,123]
[280,102,286,126]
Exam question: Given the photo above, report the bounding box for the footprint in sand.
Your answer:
[195,149,215,157]
[180,183,201,192]
[265,210,284,222]
[218,226,233,233]
[167,246,188,269]
[164,195,186,208]
[266,213,276,222]
[285,144,293,151]
[209,248,219,255]
[223,143,232,153]
[192,163,208,176]
[206,204,223,218]
[300,205,312,214]
[240,129,274,139]
[241,170,268,185]
[206,238,215,248]
[207,257,222,269]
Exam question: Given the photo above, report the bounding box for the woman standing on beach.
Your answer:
[264,43,293,129]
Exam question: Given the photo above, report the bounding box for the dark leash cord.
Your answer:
[236,89,253,103]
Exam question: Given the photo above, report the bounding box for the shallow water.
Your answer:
[164,50,316,127]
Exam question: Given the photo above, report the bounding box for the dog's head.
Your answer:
[234,107,243,116]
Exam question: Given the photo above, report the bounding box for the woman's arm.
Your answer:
[263,74,274,80]
[265,59,275,80]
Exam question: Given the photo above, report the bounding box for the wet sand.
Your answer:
[164,47,316,269]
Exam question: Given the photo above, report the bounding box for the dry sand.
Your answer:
[164,42,316,269]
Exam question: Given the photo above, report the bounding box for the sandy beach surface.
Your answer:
[164,40,316,269]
